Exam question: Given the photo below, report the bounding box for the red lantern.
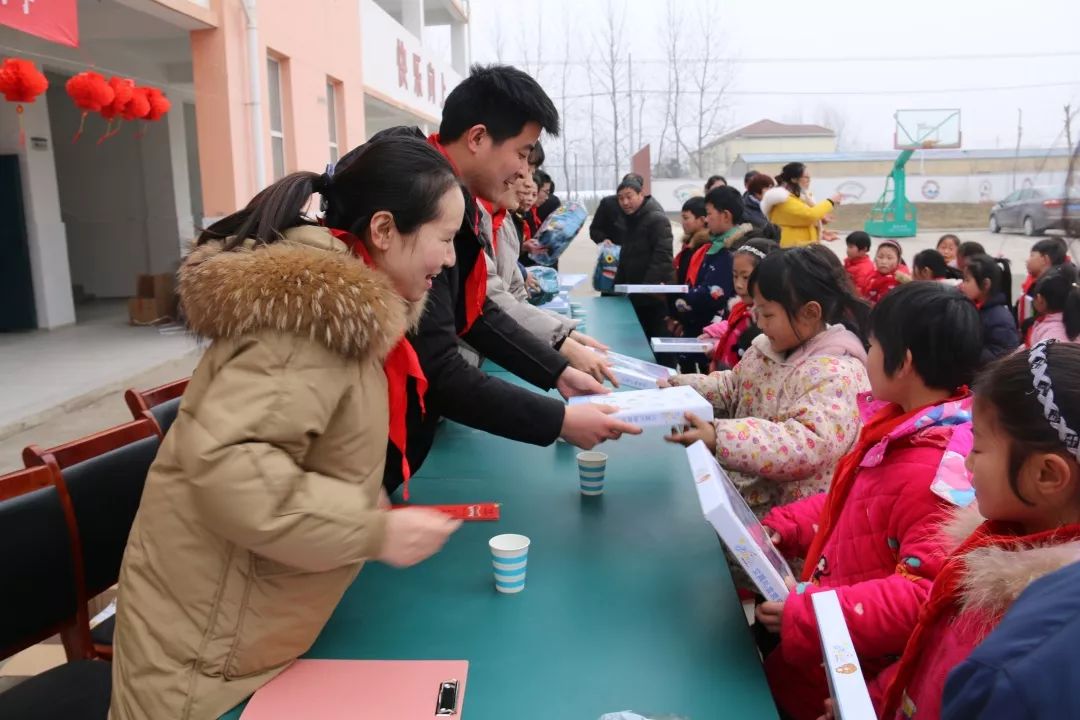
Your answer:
[122,87,150,121]
[144,87,171,121]
[0,58,48,145]
[100,76,134,120]
[65,71,114,143]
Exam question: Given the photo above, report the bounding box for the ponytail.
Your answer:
[198,171,323,250]
[965,254,1013,305]
[1032,264,1080,341]
[196,133,458,253]
[777,162,806,198]
[913,248,961,280]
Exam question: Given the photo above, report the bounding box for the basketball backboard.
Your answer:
[894,109,962,150]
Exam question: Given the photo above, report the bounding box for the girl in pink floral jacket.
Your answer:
[666,247,871,520]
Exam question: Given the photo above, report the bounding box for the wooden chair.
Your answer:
[0,466,111,719]
[123,377,188,437]
[23,418,160,660]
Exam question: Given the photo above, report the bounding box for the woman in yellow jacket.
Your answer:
[760,162,843,248]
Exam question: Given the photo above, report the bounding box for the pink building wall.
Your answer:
[188,0,365,218]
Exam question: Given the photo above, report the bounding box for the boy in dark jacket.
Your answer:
[365,66,640,493]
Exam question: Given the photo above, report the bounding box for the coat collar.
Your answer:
[179,225,419,362]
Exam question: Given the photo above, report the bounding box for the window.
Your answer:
[326,81,339,164]
[267,56,286,180]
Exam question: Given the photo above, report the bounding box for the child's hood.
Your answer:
[751,324,868,366]
[760,186,791,219]
[941,504,1080,617]
[858,393,975,508]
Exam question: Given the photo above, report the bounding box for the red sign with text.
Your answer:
[0,0,79,48]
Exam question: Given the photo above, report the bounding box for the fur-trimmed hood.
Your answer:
[941,503,1080,617]
[179,225,423,362]
[682,227,711,251]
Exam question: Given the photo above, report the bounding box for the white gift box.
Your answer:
[568,385,713,428]
[650,337,717,354]
[812,590,877,720]
[613,284,689,294]
[591,349,676,389]
[558,273,589,291]
[539,296,571,316]
[684,441,794,601]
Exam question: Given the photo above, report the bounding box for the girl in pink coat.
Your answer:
[757,283,984,720]
[665,246,871,522]
[1022,264,1080,348]
[875,341,1080,720]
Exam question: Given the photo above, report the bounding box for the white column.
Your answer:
[0,93,76,328]
[165,107,195,255]
[401,0,424,44]
[451,21,468,74]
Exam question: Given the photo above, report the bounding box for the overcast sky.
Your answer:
[449,0,1080,185]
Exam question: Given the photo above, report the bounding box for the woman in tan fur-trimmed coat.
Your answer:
[109,136,465,720]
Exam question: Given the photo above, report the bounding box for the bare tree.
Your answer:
[591,0,627,186]
[815,105,853,151]
[660,0,684,174]
[680,1,733,176]
[558,11,575,197]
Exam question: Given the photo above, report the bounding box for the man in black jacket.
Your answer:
[365,66,640,494]
[611,176,675,339]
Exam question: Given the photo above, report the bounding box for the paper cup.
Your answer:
[577,451,608,496]
[489,534,530,594]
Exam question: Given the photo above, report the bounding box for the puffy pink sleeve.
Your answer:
[763,492,828,560]
[669,370,737,416]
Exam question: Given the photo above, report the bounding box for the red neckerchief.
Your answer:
[529,207,541,235]
[1022,272,1037,294]
[881,519,1080,719]
[709,301,752,370]
[685,244,711,287]
[331,229,427,499]
[427,133,486,334]
[478,199,506,254]
[802,390,970,583]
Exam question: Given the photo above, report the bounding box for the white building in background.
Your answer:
[361,0,469,137]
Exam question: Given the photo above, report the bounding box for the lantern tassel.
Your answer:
[96,118,114,145]
[16,105,25,146]
[72,111,88,143]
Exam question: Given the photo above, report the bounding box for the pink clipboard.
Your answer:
[241,659,469,720]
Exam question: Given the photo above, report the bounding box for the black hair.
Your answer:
[974,342,1080,502]
[730,236,780,267]
[617,178,644,194]
[705,186,744,224]
[743,171,758,187]
[622,172,644,186]
[965,254,1013,305]
[777,162,807,197]
[705,175,727,191]
[958,241,986,259]
[846,231,871,252]
[1032,264,1080,340]
[197,135,459,251]
[1031,237,1068,266]
[534,169,554,193]
[871,282,982,391]
[937,233,960,251]
[749,246,871,344]
[528,141,545,168]
[439,64,559,143]
[681,196,707,218]
[913,249,962,280]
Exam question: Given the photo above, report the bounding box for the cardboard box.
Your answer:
[685,441,793,601]
[592,349,676,389]
[613,283,689,294]
[129,272,177,324]
[568,385,713,428]
[812,590,877,720]
[651,337,717,354]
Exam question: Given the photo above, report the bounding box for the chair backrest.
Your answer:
[148,396,182,437]
[124,377,189,419]
[0,466,87,660]
[23,419,160,598]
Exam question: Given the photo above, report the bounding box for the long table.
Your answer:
[225,296,777,719]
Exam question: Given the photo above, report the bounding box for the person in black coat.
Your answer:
[741,171,780,241]
[589,172,643,246]
[362,67,640,494]
[959,253,1021,366]
[534,169,561,223]
[609,176,674,339]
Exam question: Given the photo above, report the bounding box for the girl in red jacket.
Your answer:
[758,283,984,720]
[873,340,1080,720]
[865,239,911,304]
[699,237,779,370]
